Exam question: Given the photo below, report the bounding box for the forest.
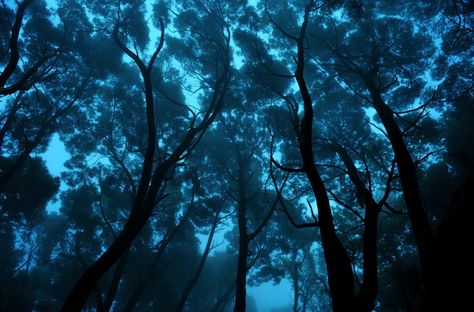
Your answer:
[0,0,473,311]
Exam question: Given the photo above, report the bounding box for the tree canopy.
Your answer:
[0,0,472,311]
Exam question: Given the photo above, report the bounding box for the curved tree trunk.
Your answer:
[293,4,356,310]
[364,77,434,286]
[61,15,229,311]
[0,0,35,90]
[61,208,155,311]
[98,251,129,312]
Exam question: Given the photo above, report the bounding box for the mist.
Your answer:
[0,0,473,311]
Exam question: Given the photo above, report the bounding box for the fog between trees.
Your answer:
[0,0,473,311]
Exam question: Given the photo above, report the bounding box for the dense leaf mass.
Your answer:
[0,0,472,311]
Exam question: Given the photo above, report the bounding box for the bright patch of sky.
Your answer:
[45,0,58,10]
[41,133,70,213]
[249,280,292,312]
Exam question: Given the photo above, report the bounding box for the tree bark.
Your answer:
[98,251,129,312]
[175,211,219,312]
[0,0,35,90]
[291,256,299,312]
[293,4,355,311]
[333,146,379,311]
[364,77,434,286]
[234,156,250,312]
[428,179,473,311]
[233,232,248,312]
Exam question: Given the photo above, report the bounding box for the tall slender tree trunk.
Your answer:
[98,251,129,312]
[289,6,384,308]
[291,259,299,312]
[293,5,356,310]
[175,212,219,312]
[364,78,434,286]
[429,179,473,311]
[356,206,379,311]
[234,158,249,312]
[0,0,35,90]
[233,234,248,312]
[334,145,380,311]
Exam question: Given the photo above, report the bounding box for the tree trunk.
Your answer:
[334,146,379,311]
[99,251,129,312]
[66,24,165,312]
[293,6,356,309]
[61,14,228,311]
[234,159,249,312]
[292,260,299,312]
[429,179,473,311]
[61,210,151,312]
[0,0,35,90]
[364,77,434,286]
[62,161,168,311]
[355,205,379,312]
[233,235,248,312]
[175,212,219,312]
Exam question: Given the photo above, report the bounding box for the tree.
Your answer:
[200,113,281,312]
[302,1,473,308]
[0,0,88,189]
[60,1,231,310]
[0,1,472,311]
[233,1,440,310]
